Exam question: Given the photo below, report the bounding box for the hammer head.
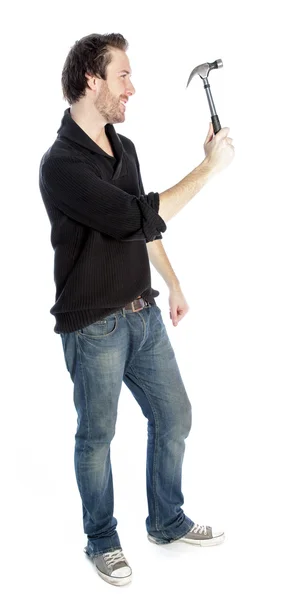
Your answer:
[186,59,223,87]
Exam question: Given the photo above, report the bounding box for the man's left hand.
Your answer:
[168,288,190,327]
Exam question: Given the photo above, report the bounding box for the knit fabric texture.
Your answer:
[39,108,167,333]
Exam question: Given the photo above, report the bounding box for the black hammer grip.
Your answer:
[212,115,221,134]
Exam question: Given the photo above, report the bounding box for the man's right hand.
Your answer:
[203,122,235,175]
[158,122,235,223]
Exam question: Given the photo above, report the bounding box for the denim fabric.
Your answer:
[60,303,194,557]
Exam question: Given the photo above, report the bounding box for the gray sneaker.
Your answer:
[178,524,225,546]
[148,524,225,546]
[84,547,132,586]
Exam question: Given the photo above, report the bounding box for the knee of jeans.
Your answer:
[165,399,192,438]
[76,413,117,444]
[87,422,117,444]
[181,403,192,436]
[169,406,192,439]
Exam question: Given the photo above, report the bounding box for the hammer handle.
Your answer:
[212,115,221,135]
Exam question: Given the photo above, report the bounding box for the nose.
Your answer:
[126,80,136,96]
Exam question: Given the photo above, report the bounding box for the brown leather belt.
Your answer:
[124,295,149,312]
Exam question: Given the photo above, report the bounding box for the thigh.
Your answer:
[123,306,192,427]
[61,313,128,436]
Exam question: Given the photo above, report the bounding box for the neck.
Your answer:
[70,101,108,146]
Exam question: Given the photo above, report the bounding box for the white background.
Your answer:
[2,0,298,597]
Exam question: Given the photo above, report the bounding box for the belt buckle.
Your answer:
[131,298,143,312]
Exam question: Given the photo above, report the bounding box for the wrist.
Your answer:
[198,156,215,178]
[168,280,181,292]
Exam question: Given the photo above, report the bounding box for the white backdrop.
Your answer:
[2,0,298,598]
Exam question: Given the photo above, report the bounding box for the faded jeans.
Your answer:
[60,303,194,557]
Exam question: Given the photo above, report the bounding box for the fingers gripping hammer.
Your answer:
[186,59,223,134]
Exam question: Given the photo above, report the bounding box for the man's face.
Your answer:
[94,48,135,124]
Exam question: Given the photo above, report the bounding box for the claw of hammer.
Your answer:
[186,59,223,87]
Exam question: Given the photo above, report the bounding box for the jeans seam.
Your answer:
[122,309,147,372]
[128,363,161,532]
[76,333,90,495]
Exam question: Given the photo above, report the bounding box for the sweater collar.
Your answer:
[57,108,124,179]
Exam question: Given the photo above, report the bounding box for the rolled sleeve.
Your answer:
[40,156,166,242]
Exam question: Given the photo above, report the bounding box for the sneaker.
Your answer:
[148,524,225,547]
[84,547,132,586]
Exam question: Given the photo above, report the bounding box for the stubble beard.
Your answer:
[95,83,124,124]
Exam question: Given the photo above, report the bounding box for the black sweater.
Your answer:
[39,108,167,334]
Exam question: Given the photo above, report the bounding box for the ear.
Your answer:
[85,73,100,91]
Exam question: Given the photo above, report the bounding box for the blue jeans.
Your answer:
[60,303,194,557]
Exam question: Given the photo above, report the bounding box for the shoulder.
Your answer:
[40,139,84,170]
[118,133,137,156]
[39,143,91,187]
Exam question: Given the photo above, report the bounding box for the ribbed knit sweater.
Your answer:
[39,108,167,334]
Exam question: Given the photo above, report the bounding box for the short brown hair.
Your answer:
[61,33,128,104]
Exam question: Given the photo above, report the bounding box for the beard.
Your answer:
[95,83,124,124]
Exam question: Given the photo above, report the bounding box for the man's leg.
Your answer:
[60,312,128,557]
[123,304,194,543]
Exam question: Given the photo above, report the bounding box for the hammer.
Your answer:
[187,59,223,134]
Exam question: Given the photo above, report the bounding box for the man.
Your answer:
[39,33,234,587]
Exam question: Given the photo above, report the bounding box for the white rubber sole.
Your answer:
[180,532,226,546]
[148,532,226,546]
[96,567,132,586]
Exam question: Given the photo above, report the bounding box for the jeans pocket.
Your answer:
[78,314,118,339]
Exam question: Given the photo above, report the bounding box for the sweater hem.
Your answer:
[53,298,157,334]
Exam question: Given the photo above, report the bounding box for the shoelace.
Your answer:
[191,524,207,535]
[103,549,127,569]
